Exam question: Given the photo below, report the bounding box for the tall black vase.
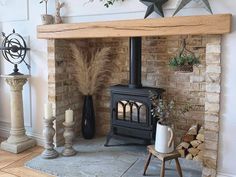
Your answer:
[82,95,95,139]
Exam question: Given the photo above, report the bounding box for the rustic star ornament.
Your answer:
[173,0,213,16]
[140,0,169,18]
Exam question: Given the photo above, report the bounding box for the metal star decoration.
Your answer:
[140,0,169,18]
[173,0,213,16]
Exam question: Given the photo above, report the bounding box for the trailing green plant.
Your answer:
[89,0,125,8]
[169,54,200,69]
[102,0,125,8]
[149,90,194,126]
[169,39,200,71]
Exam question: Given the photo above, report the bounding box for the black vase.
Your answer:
[82,95,95,139]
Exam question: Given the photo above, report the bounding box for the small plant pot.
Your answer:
[41,14,54,25]
[173,65,193,73]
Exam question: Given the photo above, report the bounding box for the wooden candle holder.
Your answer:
[41,117,59,159]
[62,122,77,156]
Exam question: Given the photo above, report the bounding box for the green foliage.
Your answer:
[149,90,195,126]
[101,0,125,8]
[169,54,200,69]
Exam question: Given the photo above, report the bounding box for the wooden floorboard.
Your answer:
[0,137,53,177]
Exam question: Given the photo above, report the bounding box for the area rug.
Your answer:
[25,137,202,177]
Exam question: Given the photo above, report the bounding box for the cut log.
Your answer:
[177,142,190,149]
[178,149,186,157]
[188,148,200,156]
[187,125,198,135]
[190,140,202,148]
[183,134,195,143]
[196,134,204,142]
[197,143,204,150]
[198,126,204,134]
[186,153,193,160]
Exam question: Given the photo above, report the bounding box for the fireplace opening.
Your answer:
[105,37,165,146]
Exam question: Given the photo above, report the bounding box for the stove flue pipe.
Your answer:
[129,37,142,88]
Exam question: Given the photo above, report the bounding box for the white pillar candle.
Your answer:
[44,103,53,119]
[65,109,73,123]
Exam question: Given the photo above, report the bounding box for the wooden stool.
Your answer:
[143,145,183,177]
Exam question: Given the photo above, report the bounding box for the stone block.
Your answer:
[206,73,221,83]
[206,35,221,44]
[205,114,219,123]
[206,65,221,74]
[206,93,220,103]
[202,167,217,177]
[204,149,217,160]
[203,158,217,169]
[206,44,221,54]
[190,75,205,83]
[205,140,218,151]
[206,83,220,93]
[205,102,220,113]
[205,122,219,132]
[205,131,219,142]
[206,54,221,64]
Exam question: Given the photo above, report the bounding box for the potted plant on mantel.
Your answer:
[70,44,112,139]
[169,39,200,72]
[40,0,54,25]
[149,90,193,153]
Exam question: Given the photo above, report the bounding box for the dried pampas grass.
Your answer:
[70,44,112,95]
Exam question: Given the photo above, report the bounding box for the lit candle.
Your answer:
[44,103,53,119]
[65,109,73,123]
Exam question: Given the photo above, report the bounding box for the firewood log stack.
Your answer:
[177,125,204,161]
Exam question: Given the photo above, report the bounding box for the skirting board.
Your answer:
[0,121,45,147]
[218,172,236,177]
[0,121,10,138]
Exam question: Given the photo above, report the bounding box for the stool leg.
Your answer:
[160,160,165,177]
[143,152,152,176]
[175,158,183,177]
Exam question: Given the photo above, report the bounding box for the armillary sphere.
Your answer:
[0,29,30,75]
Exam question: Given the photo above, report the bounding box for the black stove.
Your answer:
[105,37,164,146]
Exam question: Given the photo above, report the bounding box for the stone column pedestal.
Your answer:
[0,75,36,153]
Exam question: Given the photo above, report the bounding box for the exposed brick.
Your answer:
[47,35,222,177]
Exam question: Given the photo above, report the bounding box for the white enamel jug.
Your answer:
[155,123,174,153]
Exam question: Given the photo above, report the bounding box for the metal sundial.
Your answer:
[0,29,30,75]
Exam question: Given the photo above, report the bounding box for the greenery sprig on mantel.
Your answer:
[102,0,125,7]
[89,0,125,8]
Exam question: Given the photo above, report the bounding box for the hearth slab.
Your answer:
[25,137,202,177]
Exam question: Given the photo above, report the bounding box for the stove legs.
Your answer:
[104,131,113,147]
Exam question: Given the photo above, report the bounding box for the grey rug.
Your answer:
[25,137,202,177]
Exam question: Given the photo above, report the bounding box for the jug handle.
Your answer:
[168,127,174,148]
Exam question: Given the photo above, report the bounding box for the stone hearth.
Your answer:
[47,35,221,177]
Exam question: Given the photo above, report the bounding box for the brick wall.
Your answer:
[48,35,222,177]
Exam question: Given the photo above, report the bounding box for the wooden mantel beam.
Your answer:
[37,14,232,39]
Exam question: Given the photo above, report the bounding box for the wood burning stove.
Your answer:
[105,37,164,146]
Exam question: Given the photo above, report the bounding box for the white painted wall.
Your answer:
[0,0,235,176]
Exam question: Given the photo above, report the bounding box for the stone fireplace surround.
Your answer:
[38,14,231,177]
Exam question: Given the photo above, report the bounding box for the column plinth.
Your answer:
[1,75,36,153]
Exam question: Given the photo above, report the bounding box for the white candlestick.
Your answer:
[65,109,73,123]
[44,103,53,119]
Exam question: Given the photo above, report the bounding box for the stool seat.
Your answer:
[143,145,183,177]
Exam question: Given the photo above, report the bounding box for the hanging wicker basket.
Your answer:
[173,65,193,73]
